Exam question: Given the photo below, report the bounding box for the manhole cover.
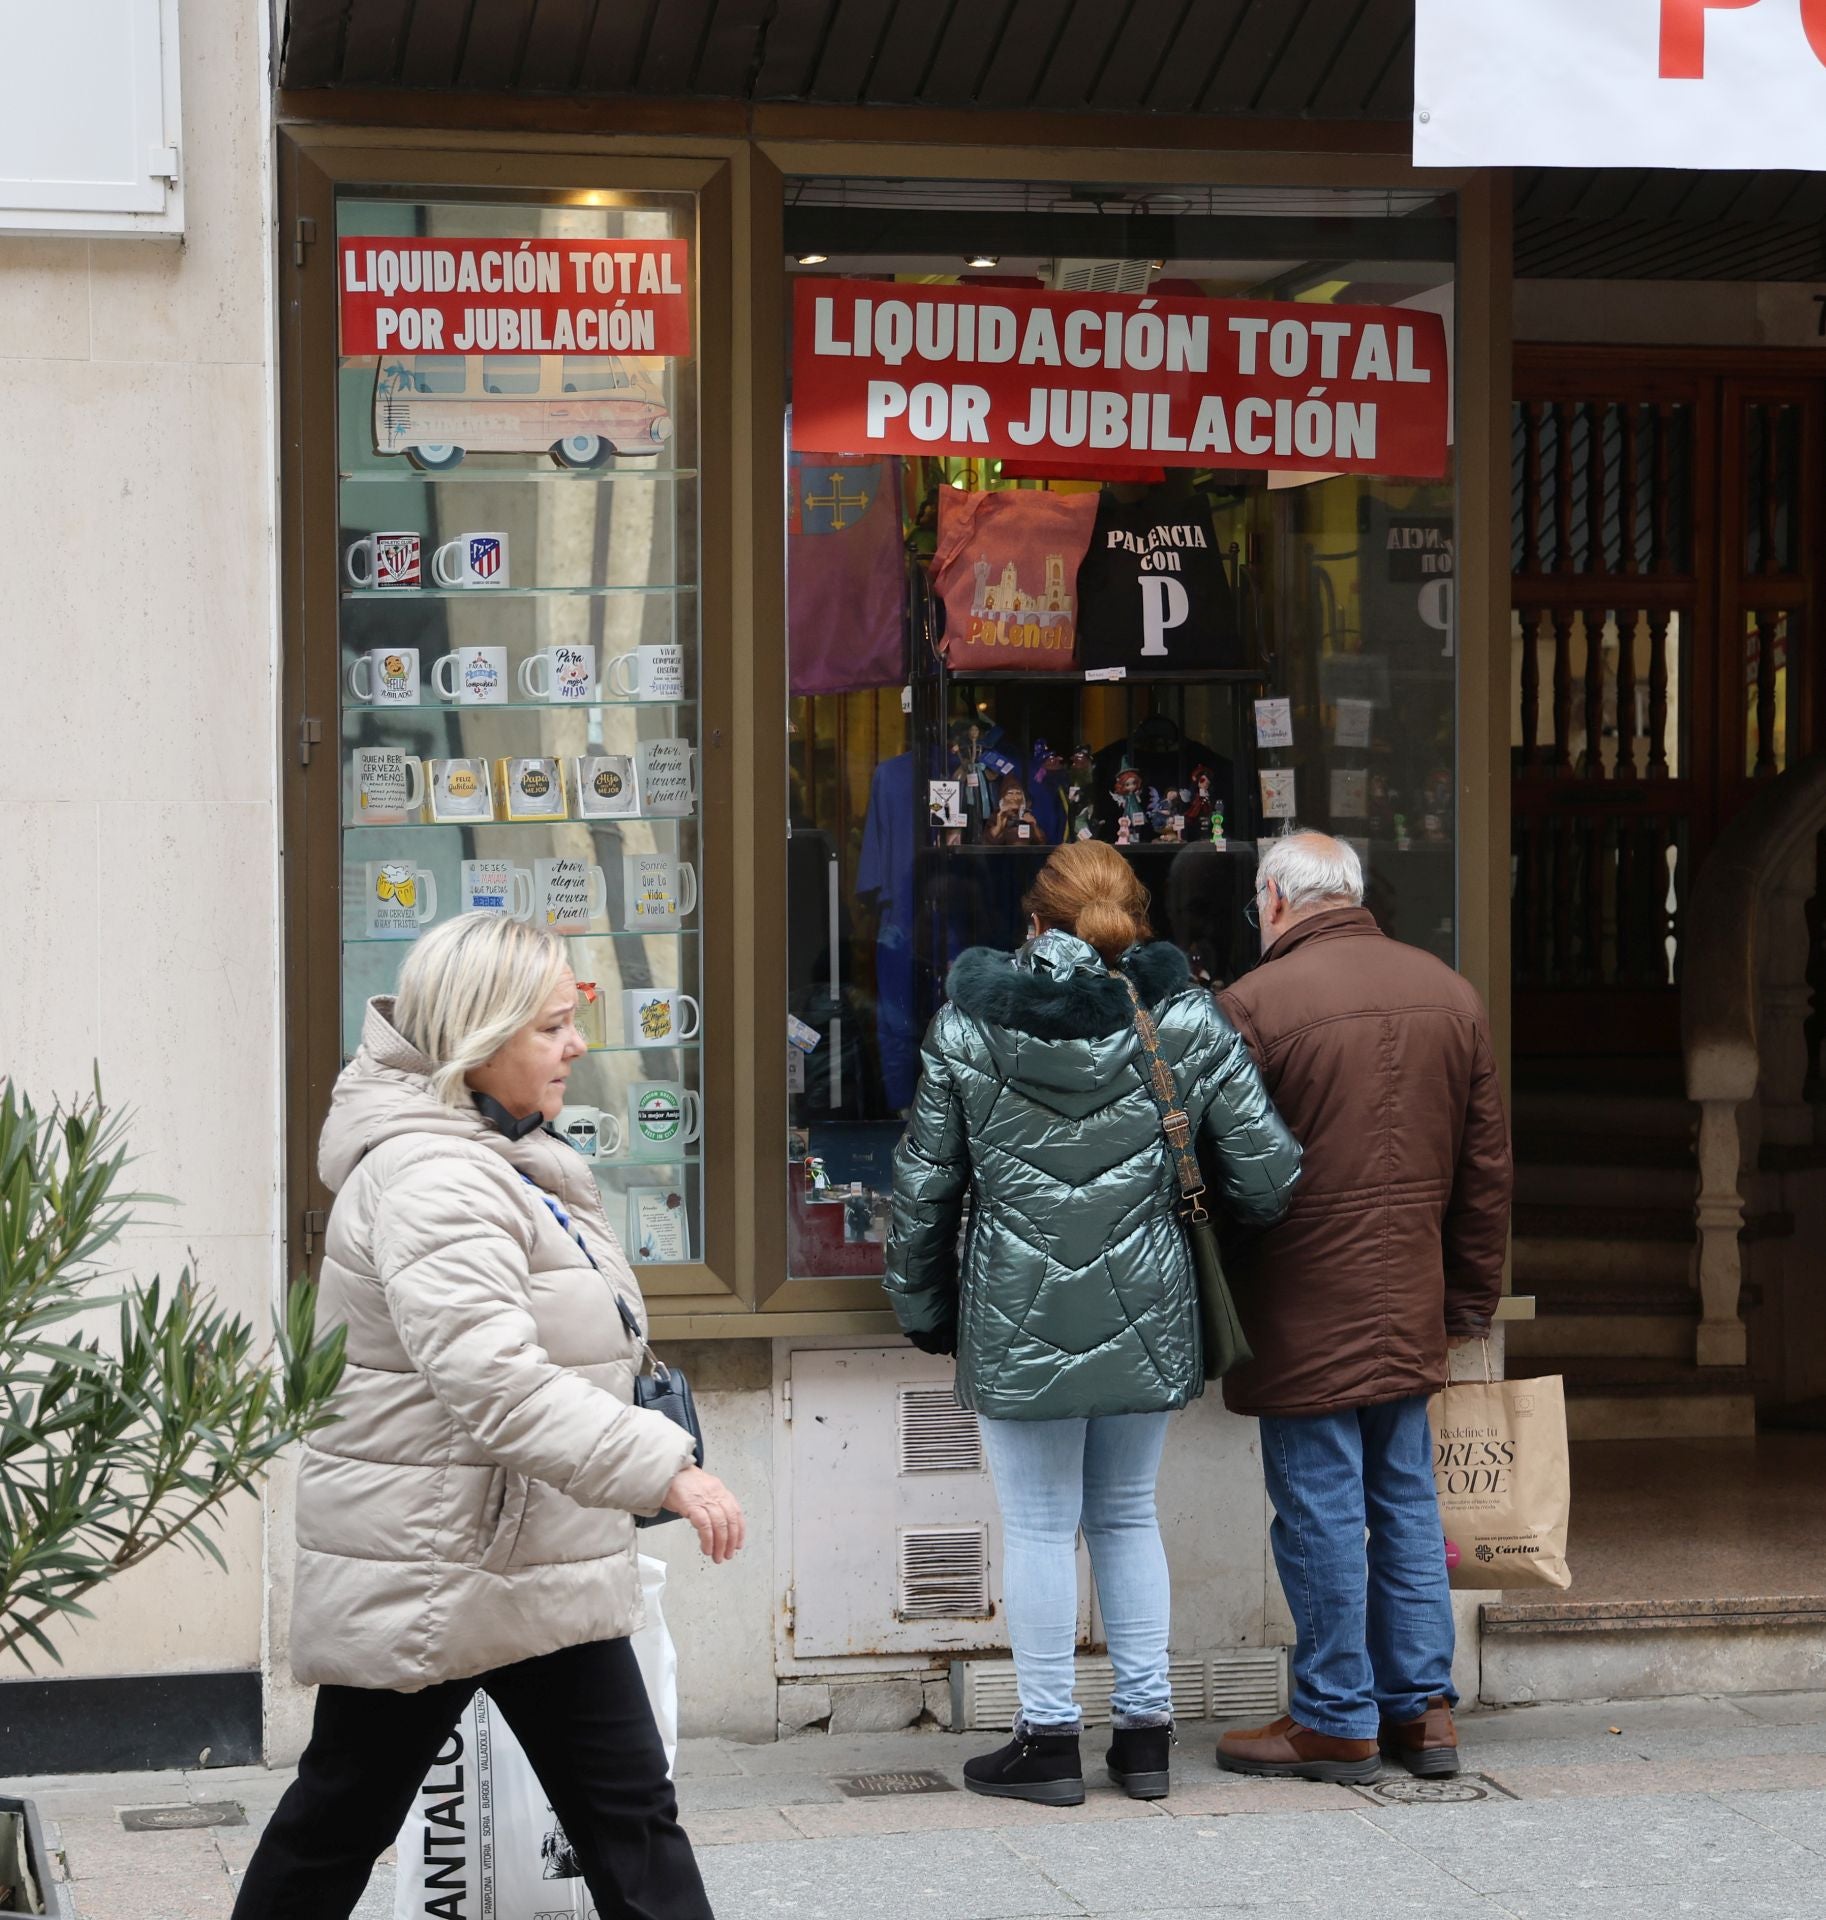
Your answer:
[1352,1773,1516,1807]
[120,1803,247,1832]
[831,1770,958,1798]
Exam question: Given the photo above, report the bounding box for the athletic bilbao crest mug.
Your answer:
[498,757,566,821]
[364,861,437,939]
[519,644,598,704]
[556,1105,626,1160]
[623,853,697,931]
[628,1080,703,1154]
[432,532,510,588]
[347,647,421,705]
[352,747,423,824]
[427,757,493,823]
[432,646,508,705]
[574,754,638,819]
[623,988,701,1046]
[344,531,421,589]
[536,856,607,934]
[606,643,685,702]
[461,860,533,920]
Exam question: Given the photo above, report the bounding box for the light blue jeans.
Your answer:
[979,1411,1175,1732]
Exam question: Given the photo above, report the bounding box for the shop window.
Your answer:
[781,179,1459,1282]
[332,191,704,1270]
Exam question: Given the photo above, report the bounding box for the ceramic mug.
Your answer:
[461,859,533,920]
[556,1105,626,1160]
[574,753,638,819]
[628,1080,703,1154]
[345,531,421,589]
[536,856,607,934]
[622,852,697,931]
[432,646,509,705]
[347,647,421,705]
[636,738,695,817]
[427,757,494,823]
[606,643,686,702]
[364,861,437,939]
[431,531,509,588]
[623,988,702,1046]
[497,757,566,821]
[352,747,423,824]
[519,644,597,704]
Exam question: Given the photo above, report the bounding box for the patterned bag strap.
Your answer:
[1109,970,1210,1226]
[515,1170,647,1349]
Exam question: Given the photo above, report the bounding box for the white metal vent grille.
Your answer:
[897,1385,985,1476]
[950,1650,1286,1729]
[1048,257,1154,293]
[897,1525,991,1621]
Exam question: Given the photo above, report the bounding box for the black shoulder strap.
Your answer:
[1110,969,1209,1224]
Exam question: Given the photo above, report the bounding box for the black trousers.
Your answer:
[232,1637,713,1920]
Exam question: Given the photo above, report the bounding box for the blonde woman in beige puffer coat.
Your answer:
[233,913,740,1920]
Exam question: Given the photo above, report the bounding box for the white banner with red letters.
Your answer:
[791,280,1450,480]
[339,238,691,356]
[1414,0,1826,169]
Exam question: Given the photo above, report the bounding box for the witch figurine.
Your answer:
[1181,764,1216,840]
[948,718,998,840]
[1066,744,1097,841]
[1027,738,1068,844]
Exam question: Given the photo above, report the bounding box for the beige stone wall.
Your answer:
[0,0,277,1678]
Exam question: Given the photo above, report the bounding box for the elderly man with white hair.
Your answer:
[1212,832,1511,1786]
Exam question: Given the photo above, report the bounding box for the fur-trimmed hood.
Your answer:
[948,931,1191,1041]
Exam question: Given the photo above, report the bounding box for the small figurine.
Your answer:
[950,719,997,839]
[1182,765,1216,841]
[1111,765,1153,842]
[1067,744,1097,841]
[1210,800,1227,850]
[984,781,1043,845]
[1028,738,1069,844]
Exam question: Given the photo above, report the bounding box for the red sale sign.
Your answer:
[791,280,1449,480]
[339,239,691,356]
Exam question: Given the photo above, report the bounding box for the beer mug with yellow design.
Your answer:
[365,860,438,939]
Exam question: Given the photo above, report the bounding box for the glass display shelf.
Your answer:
[342,584,696,601]
[341,815,699,830]
[342,700,697,715]
[345,931,696,947]
[592,1155,702,1169]
[341,467,700,484]
[586,1043,702,1055]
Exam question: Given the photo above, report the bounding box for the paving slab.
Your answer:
[1359,1791,1811,1895]
[677,1770,847,1811]
[1497,1878,1826,1920]
[779,1790,1164,1841]
[997,1809,1459,1912]
[695,1828,1085,1918]
[1710,1786,1826,1857]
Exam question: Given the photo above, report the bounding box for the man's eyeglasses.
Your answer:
[1244,887,1268,929]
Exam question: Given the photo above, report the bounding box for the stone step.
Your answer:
[1515,1162,1697,1209]
[1505,1313,1695,1363]
[1513,1234,1692,1290]
[1480,1596,1826,1705]
[1513,1128,1696,1171]
[1515,1201,1693,1242]
[1504,1355,1756,1441]
[1511,1089,1696,1141]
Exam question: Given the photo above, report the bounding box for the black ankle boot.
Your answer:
[1106,1723,1173,1800]
[962,1727,1084,1805]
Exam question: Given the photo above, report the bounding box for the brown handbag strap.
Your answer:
[1110,969,1209,1225]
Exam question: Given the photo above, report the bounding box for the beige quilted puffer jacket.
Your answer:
[290,999,696,1692]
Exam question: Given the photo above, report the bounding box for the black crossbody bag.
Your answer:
[1111,970,1254,1381]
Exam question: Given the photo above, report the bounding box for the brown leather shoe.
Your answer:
[1379,1695,1461,1778]
[1216,1714,1381,1784]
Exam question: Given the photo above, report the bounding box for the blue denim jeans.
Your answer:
[978,1411,1175,1731]
[1258,1395,1457,1741]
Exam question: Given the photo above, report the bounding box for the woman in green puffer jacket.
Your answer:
[886,840,1300,1808]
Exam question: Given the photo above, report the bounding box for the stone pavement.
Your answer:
[10,1691,1826,1918]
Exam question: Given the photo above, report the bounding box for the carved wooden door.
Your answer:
[1511,350,1822,1059]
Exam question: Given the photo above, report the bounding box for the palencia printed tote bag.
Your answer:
[1428,1355,1572,1592]
[932,488,1097,672]
[394,1556,678,1920]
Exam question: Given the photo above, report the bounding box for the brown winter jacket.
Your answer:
[1216,908,1512,1419]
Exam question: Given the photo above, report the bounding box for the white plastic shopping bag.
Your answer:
[394,1556,680,1920]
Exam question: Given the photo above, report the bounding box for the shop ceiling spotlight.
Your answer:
[965,253,1000,268]
[796,251,829,265]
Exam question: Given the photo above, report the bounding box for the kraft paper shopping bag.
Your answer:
[1429,1350,1572,1592]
